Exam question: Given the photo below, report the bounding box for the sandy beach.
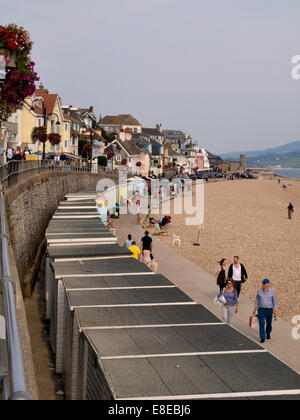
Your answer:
[154,179,300,323]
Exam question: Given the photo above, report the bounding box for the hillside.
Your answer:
[220,141,300,160]
[220,141,300,168]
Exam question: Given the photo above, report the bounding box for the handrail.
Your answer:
[0,186,33,400]
[0,158,100,192]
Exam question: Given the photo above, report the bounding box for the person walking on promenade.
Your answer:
[23,145,31,160]
[128,241,141,261]
[253,279,278,344]
[228,256,248,297]
[141,231,152,264]
[13,146,23,161]
[216,259,227,292]
[217,279,239,326]
[287,203,294,220]
[6,145,14,162]
[147,254,159,273]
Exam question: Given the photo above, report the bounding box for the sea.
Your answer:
[273,168,300,179]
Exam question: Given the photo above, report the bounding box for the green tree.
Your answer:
[101,129,116,143]
[78,139,89,157]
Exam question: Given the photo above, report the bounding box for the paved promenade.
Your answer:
[114,215,300,375]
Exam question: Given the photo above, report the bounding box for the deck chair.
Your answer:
[153,223,168,236]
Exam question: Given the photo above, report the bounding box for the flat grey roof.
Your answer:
[54,209,99,214]
[49,219,104,224]
[63,274,173,290]
[97,353,300,399]
[59,200,96,206]
[54,258,152,278]
[48,244,131,259]
[47,232,114,241]
[48,222,106,230]
[46,228,108,234]
[84,324,262,358]
[52,215,101,219]
[75,304,221,329]
[66,287,193,308]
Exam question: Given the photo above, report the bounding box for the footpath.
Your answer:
[113,214,300,375]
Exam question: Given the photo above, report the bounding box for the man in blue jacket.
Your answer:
[253,279,278,344]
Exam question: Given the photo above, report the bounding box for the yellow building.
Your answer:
[21,83,72,156]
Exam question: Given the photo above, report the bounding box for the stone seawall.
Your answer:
[4,171,117,294]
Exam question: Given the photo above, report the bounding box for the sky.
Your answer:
[2,0,300,154]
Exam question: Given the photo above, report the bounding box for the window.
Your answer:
[64,140,68,149]
[56,145,60,151]
[116,155,122,162]
[64,123,69,131]
[51,121,54,133]
[51,145,55,151]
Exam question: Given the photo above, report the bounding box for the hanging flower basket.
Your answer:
[136,162,142,167]
[0,24,38,121]
[83,143,92,156]
[31,126,47,143]
[121,158,127,165]
[107,151,115,160]
[48,133,62,146]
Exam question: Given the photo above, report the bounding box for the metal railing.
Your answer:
[0,159,101,191]
[0,187,33,400]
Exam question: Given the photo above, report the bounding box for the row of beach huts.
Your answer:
[44,187,300,400]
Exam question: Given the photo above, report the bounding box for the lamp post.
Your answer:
[30,97,60,160]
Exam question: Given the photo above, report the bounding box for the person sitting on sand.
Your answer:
[287,203,294,220]
[160,216,171,227]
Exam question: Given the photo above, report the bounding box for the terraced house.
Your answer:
[21,84,68,156]
[99,114,142,135]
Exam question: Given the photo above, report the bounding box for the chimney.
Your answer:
[89,106,94,113]
[99,114,103,122]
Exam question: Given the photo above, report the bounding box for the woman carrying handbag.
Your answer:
[217,279,239,326]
